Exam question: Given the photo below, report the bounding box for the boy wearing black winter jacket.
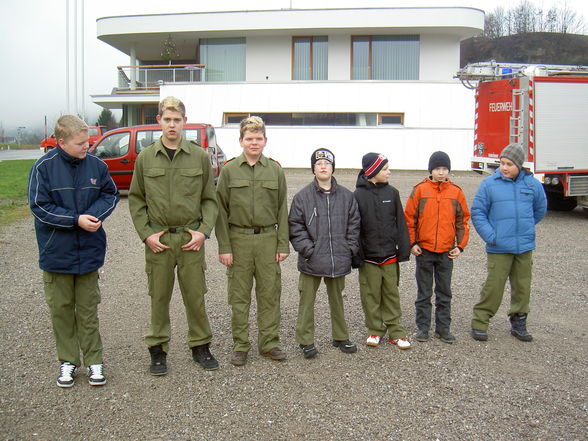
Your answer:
[289,148,361,358]
[354,153,412,350]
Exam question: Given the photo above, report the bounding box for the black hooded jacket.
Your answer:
[353,172,411,263]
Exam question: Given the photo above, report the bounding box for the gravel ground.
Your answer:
[0,168,586,441]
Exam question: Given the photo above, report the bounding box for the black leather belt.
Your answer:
[229,225,276,234]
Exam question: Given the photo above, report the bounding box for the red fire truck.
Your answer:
[456,61,588,211]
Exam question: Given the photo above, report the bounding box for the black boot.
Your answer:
[149,345,168,375]
[510,313,533,342]
[192,343,219,371]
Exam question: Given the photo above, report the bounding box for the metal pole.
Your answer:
[66,0,70,113]
[80,0,85,121]
[73,0,78,117]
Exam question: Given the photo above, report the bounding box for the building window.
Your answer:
[292,36,328,80]
[141,104,158,124]
[223,113,249,125]
[223,112,404,127]
[351,35,419,80]
[200,38,246,81]
[378,113,404,125]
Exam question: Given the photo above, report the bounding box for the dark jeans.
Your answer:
[415,250,453,333]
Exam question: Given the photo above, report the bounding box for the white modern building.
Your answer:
[92,5,484,169]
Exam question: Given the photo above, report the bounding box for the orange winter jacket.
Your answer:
[404,178,470,253]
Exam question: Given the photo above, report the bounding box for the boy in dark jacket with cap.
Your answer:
[404,151,470,344]
[470,143,546,342]
[289,148,361,358]
[28,115,120,388]
[354,153,412,350]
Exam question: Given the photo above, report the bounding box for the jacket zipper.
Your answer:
[327,194,335,278]
[434,181,440,251]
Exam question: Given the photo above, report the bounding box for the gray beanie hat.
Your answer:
[500,143,525,170]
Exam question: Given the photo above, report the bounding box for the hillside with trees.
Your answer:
[461,1,587,67]
[461,32,588,66]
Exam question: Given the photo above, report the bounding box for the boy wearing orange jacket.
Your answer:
[404,151,470,343]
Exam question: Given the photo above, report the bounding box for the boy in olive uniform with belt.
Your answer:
[129,96,219,375]
[216,116,290,366]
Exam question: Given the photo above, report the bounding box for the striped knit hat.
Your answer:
[500,143,525,170]
[362,153,388,179]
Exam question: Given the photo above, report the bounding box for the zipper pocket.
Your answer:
[308,207,317,226]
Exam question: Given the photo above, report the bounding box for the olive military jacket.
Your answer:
[215,153,289,255]
[128,138,218,241]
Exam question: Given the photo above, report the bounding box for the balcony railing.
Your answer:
[116,64,206,90]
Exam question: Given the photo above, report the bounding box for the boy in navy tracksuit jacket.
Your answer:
[470,143,546,342]
[28,115,119,387]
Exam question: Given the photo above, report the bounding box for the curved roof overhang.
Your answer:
[97,7,484,60]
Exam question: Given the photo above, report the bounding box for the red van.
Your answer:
[88,124,226,190]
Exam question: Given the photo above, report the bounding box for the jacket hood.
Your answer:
[355,171,388,189]
[56,146,83,166]
[492,167,532,183]
[313,176,339,193]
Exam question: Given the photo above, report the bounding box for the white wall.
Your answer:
[420,34,462,81]
[214,126,474,171]
[163,81,475,170]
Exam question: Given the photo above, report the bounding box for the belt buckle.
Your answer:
[253,227,261,234]
[168,227,177,234]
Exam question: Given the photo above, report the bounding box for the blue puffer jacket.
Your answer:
[28,147,120,274]
[471,168,546,254]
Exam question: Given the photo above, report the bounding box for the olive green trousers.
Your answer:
[472,251,533,331]
[227,229,282,353]
[43,270,102,366]
[295,273,350,345]
[144,231,212,353]
[359,262,407,339]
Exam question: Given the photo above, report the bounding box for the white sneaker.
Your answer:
[87,364,106,386]
[57,362,77,388]
[388,337,412,350]
[366,335,381,346]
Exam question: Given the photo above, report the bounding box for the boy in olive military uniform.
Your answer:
[129,96,219,375]
[215,116,290,366]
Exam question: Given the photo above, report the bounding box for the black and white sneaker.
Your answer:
[87,364,106,386]
[57,362,78,388]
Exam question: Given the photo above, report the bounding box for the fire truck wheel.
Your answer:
[547,193,578,211]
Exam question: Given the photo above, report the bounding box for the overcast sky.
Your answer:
[0,0,586,135]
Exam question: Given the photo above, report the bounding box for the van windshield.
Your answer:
[137,129,201,153]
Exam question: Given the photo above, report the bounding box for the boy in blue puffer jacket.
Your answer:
[470,143,546,342]
[29,115,119,387]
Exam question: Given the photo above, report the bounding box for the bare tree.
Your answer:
[555,1,584,34]
[483,0,586,37]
